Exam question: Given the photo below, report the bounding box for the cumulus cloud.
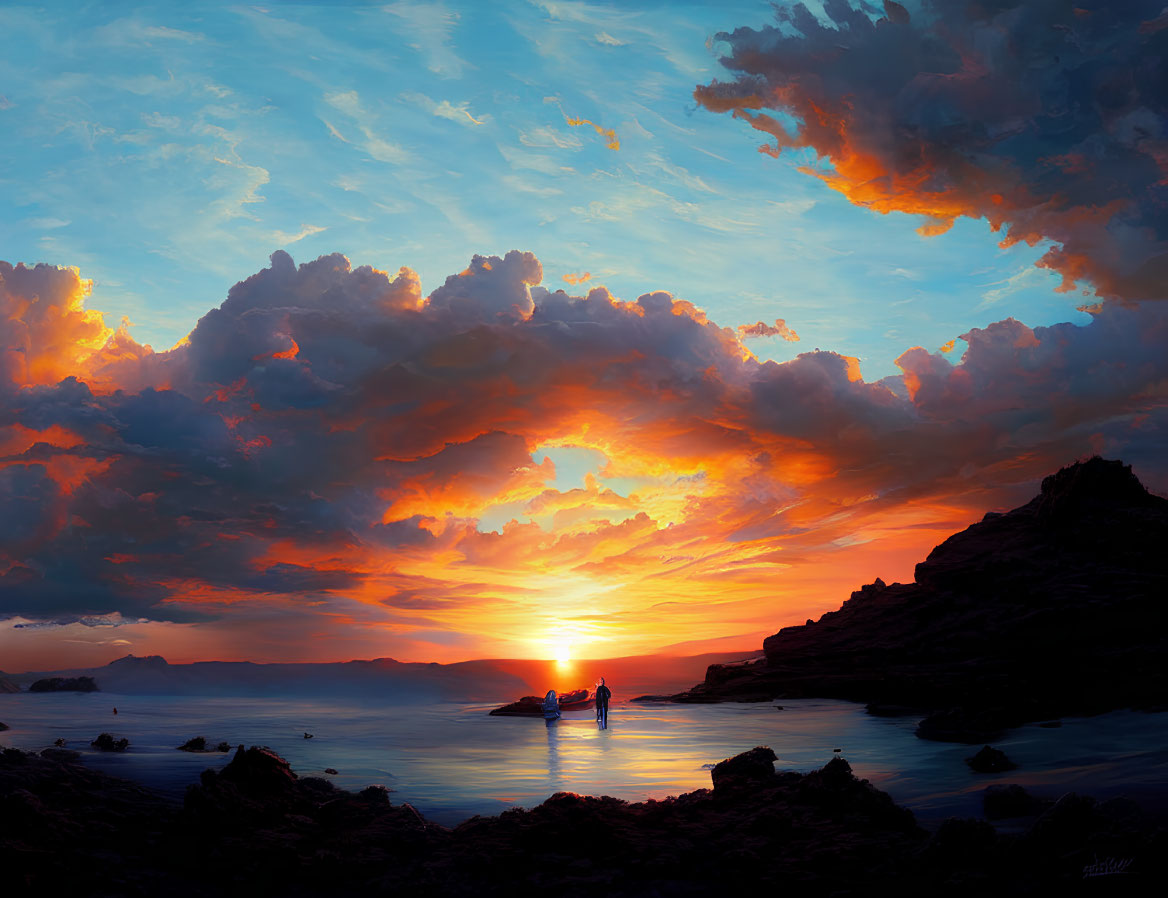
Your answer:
[696,1,1168,301]
[2,249,1166,660]
[738,319,799,342]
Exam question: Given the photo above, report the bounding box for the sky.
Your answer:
[2,0,1167,670]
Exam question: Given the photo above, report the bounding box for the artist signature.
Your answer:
[1082,856,1133,878]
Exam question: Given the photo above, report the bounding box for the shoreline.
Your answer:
[3,738,1164,895]
[4,694,1168,832]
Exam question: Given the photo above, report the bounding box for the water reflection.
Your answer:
[546,717,562,791]
[5,694,1167,829]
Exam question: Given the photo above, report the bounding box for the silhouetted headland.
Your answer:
[663,458,1168,739]
[3,740,1162,895]
[28,676,99,693]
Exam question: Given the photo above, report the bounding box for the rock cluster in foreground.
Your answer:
[670,458,1168,736]
[1,742,1163,895]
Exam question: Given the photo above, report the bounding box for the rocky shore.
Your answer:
[665,459,1167,740]
[2,741,1163,895]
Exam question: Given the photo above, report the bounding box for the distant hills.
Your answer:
[2,650,756,703]
[673,457,1168,728]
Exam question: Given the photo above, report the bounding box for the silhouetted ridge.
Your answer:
[1034,455,1154,520]
[674,457,1168,727]
[107,654,169,670]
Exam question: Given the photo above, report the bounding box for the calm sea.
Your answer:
[2,692,1166,827]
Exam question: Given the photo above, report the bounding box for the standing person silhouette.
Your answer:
[595,677,612,729]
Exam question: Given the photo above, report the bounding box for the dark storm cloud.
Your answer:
[696,0,1168,301]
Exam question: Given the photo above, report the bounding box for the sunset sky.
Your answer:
[2,1,1166,670]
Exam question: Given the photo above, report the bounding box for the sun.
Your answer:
[554,644,573,665]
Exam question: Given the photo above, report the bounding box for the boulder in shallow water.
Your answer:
[178,737,207,752]
[217,745,299,796]
[90,733,129,752]
[710,746,777,790]
[966,745,1017,773]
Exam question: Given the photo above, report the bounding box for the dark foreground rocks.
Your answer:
[671,458,1168,737]
[2,743,1165,896]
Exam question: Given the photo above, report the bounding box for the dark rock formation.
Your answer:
[671,458,1168,730]
[0,721,8,732]
[983,784,1049,819]
[2,744,1164,895]
[916,708,1009,744]
[177,737,207,752]
[966,745,1018,773]
[29,676,99,693]
[0,676,20,694]
[90,733,129,752]
[866,703,922,717]
[39,748,81,763]
[709,745,777,790]
[488,688,593,716]
[488,695,545,716]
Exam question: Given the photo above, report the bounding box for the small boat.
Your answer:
[489,688,596,717]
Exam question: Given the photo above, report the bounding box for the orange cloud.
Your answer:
[738,319,800,342]
[4,250,1167,667]
[696,3,1168,302]
[563,272,592,286]
[565,115,620,150]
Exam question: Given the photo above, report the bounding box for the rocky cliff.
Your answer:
[673,458,1167,728]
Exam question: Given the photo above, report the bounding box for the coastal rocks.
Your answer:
[710,745,776,790]
[214,744,298,797]
[865,703,921,717]
[983,784,1048,819]
[177,737,232,752]
[966,746,1017,773]
[39,747,82,762]
[29,676,99,693]
[916,708,1011,744]
[669,458,1168,731]
[0,746,178,894]
[90,733,129,751]
[0,676,20,693]
[3,744,1164,895]
[0,721,8,731]
[489,688,594,716]
[488,695,544,716]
